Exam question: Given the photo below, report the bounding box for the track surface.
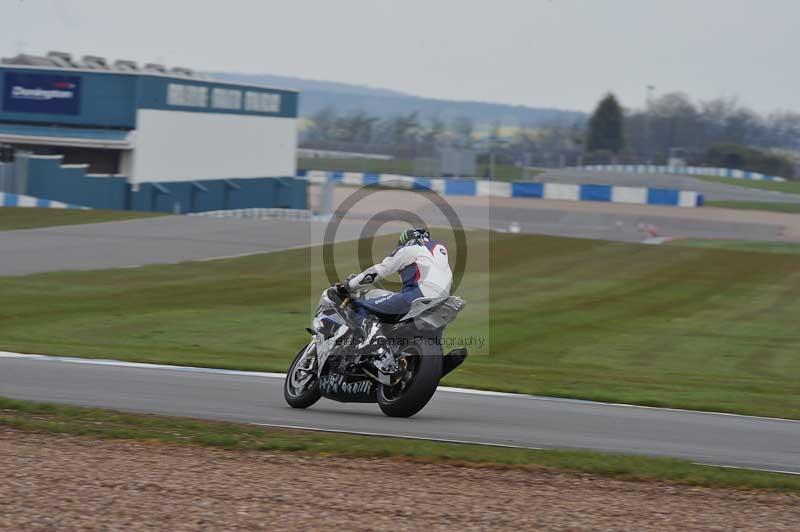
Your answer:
[3,180,800,276]
[0,215,400,276]
[2,354,799,474]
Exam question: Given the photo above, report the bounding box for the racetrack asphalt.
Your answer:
[1,353,798,475]
[0,215,405,276]
[5,178,799,277]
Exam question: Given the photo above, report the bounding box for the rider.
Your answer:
[344,227,452,320]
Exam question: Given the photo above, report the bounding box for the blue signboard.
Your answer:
[3,72,81,115]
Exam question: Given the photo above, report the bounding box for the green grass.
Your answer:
[671,239,800,255]
[2,396,799,491]
[694,174,800,195]
[298,156,544,182]
[2,232,800,419]
[704,201,800,214]
[0,207,164,231]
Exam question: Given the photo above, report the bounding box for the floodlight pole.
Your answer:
[644,85,655,164]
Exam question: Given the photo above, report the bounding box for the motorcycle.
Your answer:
[284,283,468,417]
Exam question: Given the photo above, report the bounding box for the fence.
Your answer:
[582,164,787,182]
[189,208,323,221]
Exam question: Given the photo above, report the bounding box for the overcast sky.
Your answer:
[2,0,798,113]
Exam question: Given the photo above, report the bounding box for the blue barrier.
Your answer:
[413,177,432,191]
[511,182,544,198]
[1,192,86,209]
[579,184,612,202]
[362,172,381,186]
[301,170,703,208]
[647,188,680,206]
[444,179,477,196]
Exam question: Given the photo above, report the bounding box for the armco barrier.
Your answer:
[582,164,787,182]
[0,192,88,209]
[298,170,704,208]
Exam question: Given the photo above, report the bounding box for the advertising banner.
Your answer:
[3,72,81,115]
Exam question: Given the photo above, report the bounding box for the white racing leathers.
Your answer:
[348,240,453,317]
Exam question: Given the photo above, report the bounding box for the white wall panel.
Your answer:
[342,172,364,186]
[130,109,296,183]
[611,186,647,204]
[543,183,579,201]
[477,180,512,197]
[678,191,699,208]
[379,174,414,188]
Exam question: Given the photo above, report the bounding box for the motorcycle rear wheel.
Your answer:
[377,342,442,418]
[284,343,321,409]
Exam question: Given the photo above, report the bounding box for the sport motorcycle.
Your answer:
[284,283,468,417]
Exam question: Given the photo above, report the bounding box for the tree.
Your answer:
[587,93,624,154]
[304,106,338,143]
[451,116,474,148]
[422,116,446,147]
[706,143,794,177]
[336,111,378,144]
[384,112,421,146]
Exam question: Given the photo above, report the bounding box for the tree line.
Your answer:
[303,94,799,178]
[587,92,799,177]
[301,106,584,167]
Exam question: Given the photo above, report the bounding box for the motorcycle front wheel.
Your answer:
[284,343,321,409]
[377,341,442,418]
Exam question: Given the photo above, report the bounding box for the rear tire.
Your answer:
[284,343,321,409]
[378,341,442,418]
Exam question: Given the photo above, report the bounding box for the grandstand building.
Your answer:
[0,52,304,211]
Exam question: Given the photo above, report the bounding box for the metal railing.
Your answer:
[188,208,329,221]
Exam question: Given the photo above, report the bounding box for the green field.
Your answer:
[694,174,800,195]
[298,156,544,182]
[2,231,800,419]
[0,207,163,231]
[671,239,800,255]
[705,200,800,214]
[3,396,798,491]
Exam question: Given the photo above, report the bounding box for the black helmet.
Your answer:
[398,227,430,246]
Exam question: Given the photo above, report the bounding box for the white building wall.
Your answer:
[129,109,296,184]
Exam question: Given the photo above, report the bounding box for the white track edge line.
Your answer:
[0,352,285,379]
[691,463,800,476]
[1,351,799,425]
[250,422,537,450]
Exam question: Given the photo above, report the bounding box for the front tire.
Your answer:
[377,341,442,418]
[284,343,321,409]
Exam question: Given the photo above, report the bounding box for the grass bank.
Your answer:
[2,396,798,492]
[671,239,800,255]
[705,200,800,214]
[694,175,800,195]
[0,207,163,231]
[1,231,799,418]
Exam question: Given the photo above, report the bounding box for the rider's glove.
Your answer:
[334,282,349,299]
